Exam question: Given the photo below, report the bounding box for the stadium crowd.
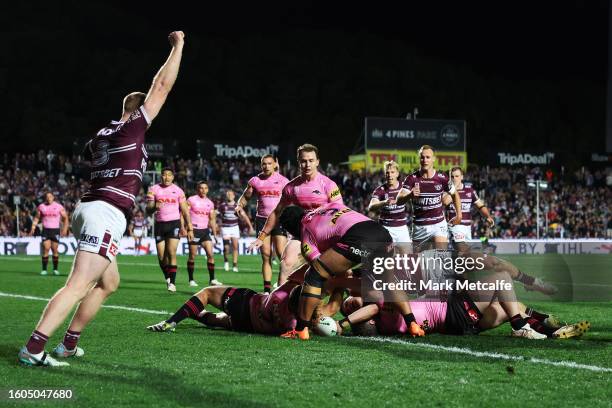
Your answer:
[1,150,611,239]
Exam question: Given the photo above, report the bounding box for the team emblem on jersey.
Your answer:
[312,190,321,195]
[435,185,442,191]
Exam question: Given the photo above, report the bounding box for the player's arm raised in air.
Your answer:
[142,31,185,123]
[235,183,253,219]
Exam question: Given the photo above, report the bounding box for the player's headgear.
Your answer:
[279,206,305,239]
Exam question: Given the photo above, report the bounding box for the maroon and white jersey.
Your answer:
[81,106,150,217]
[371,183,407,227]
[447,183,479,226]
[402,170,455,226]
[218,201,239,228]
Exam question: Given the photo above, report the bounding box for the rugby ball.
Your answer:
[315,316,338,337]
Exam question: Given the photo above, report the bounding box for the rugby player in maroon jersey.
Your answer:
[19,31,186,367]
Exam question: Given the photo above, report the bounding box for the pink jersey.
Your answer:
[187,195,214,229]
[280,172,343,211]
[447,183,479,226]
[402,170,455,226]
[249,172,290,217]
[300,202,370,262]
[37,202,65,229]
[375,301,447,335]
[259,281,299,334]
[146,184,186,222]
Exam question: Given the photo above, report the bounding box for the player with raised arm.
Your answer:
[218,190,254,273]
[396,145,462,248]
[128,210,148,256]
[368,160,411,244]
[19,31,186,367]
[186,181,221,287]
[442,167,557,295]
[146,168,194,292]
[30,192,69,276]
[248,144,343,285]
[277,203,423,340]
[236,154,289,292]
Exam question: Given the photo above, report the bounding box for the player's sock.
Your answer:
[187,260,195,282]
[402,313,416,326]
[527,317,555,337]
[158,259,167,280]
[167,296,205,324]
[26,330,49,355]
[167,265,177,284]
[42,256,49,271]
[515,270,536,286]
[510,314,528,330]
[52,255,59,271]
[295,318,310,331]
[263,280,272,293]
[233,262,237,268]
[525,307,549,322]
[207,262,215,281]
[62,330,81,350]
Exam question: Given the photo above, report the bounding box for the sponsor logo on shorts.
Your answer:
[349,246,370,258]
[80,233,99,246]
[467,308,479,322]
[173,228,180,237]
[109,241,119,256]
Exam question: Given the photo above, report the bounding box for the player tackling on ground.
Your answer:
[236,154,289,292]
[30,192,69,275]
[19,31,185,367]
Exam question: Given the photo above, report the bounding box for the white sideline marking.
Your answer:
[0,292,169,315]
[2,290,611,374]
[348,336,612,373]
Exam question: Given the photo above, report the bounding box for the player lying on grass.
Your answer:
[146,268,345,335]
[441,189,558,296]
[336,292,590,340]
[276,203,424,340]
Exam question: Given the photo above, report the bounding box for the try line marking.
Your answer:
[1,291,610,374]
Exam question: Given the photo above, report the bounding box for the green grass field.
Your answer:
[1,254,611,407]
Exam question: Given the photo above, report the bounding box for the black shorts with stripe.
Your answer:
[155,220,181,243]
[255,216,287,237]
[443,290,482,335]
[333,220,392,264]
[189,228,212,245]
[41,228,60,243]
[221,287,256,333]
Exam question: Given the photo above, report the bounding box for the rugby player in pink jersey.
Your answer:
[147,167,194,292]
[218,190,254,273]
[186,181,221,287]
[30,192,69,276]
[276,202,423,340]
[248,144,343,286]
[395,145,462,249]
[442,167,557,295]
[237,154,289,292]
[19,32,186,367]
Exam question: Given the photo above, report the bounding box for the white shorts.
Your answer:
[72,201,126,262]
[449,224,472,243]
[383,225,412,243]
[221,225,240,239]
[412,220,448,243]
[133,228,144,238]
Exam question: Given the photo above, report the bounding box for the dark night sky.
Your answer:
[2,0,609,162]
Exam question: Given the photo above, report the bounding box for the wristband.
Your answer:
[257,231,268,241]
